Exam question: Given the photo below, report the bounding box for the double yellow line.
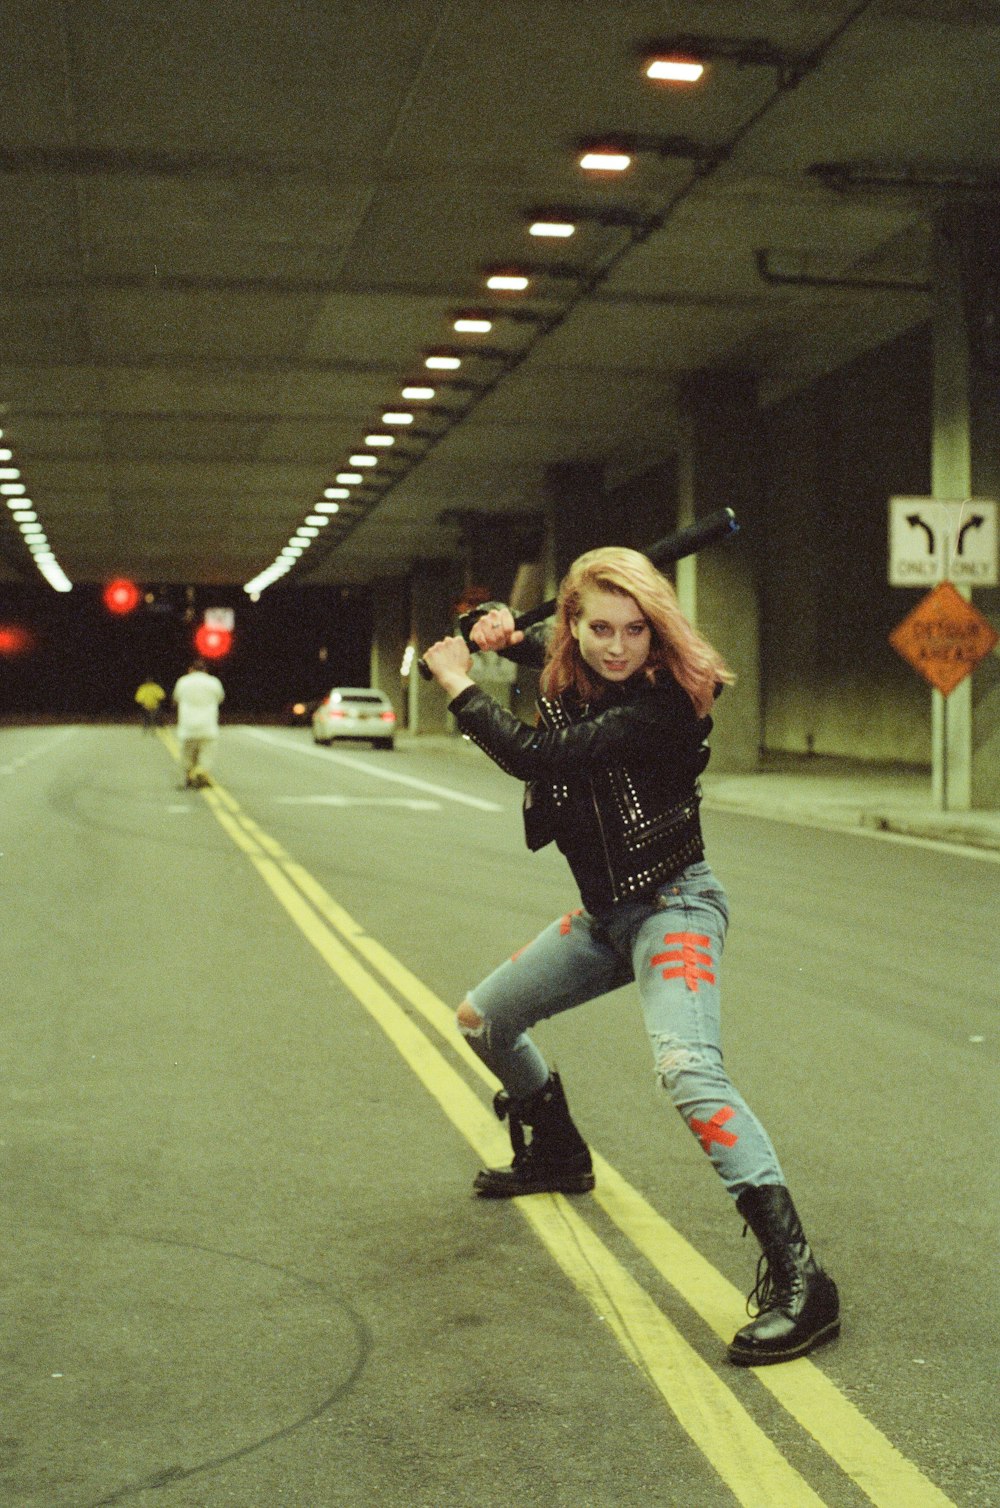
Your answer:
[181,755,954,1508]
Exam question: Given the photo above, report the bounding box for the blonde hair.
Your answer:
[540,546,734,717]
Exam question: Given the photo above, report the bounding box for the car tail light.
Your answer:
[380,710,396,722]
[329,708,347,719]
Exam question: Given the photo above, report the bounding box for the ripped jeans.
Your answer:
[464,861,784,1200]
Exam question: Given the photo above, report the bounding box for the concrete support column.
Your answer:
[932,208,1000,809]
[369,574,410,727]
[544,461,608,585]
[407,560,463,735]
[676,373,761,772]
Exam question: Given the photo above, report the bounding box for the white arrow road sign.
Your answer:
[889,497,998,586]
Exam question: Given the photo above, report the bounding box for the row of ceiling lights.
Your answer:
[0,432,73,593]
[243,34,810,596]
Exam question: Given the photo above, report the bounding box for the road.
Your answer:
[1,721,997,1508]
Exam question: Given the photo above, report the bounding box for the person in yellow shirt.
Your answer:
[134,678,166,733]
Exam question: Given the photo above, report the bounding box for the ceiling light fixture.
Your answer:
[336,472,364,484]
[640,34,811,90]
[382,412,414,425]
[401,387,434,401]
[305,514,330,526]
[579,148,631,173]
[529,220,576,237]
[315,501,340,513]
[453,317,493,333]
[425,354,461,370]
[324,486,351,499]
[348,454,378,466]
[486,272,531,291]
[576,134,727,173]
[645,56,704,83]
[365,433,396,445]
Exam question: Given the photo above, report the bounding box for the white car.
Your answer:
[312,687,397,749]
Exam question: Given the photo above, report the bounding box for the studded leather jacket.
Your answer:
[448,655,714,912]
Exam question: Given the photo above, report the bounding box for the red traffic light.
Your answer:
[103,578,141,615]
[0,623,33,656]
[194,622,233,659]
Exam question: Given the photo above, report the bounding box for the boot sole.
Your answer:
[727,1318,840,1367]
[474,1172,596,1199]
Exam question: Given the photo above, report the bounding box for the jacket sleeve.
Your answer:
[449,679,709,781]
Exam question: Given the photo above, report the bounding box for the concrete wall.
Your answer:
[759,323,936,765]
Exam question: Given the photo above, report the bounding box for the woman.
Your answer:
[422,546,839,1367]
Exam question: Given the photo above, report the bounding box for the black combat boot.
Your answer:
[474,1072,595,1198]
[727,1184,840,1366]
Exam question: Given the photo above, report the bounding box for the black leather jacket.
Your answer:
[449,651,713,912]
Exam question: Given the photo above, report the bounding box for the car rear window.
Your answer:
[335,692,386,705]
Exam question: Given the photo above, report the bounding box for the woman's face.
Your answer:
[570,586,652,683]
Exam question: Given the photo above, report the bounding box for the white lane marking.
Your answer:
[239,727,504,812]
[0,727,78,773]
[276,795,441,810]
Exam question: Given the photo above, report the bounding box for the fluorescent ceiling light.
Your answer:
[365,434,395,446]
[381,412,414,425]
[425,355,461,370]
[12,510,37,522]
[296,526,319,538]
[0,483,25,495]
[305,514,329,526]
[315,501,340,513]
[324,487,351,498]
[486,274,529,291]
[348,455,378,466]
[646,57,705,82]
[529,221,576,237]
[401,388,433,401]
[0,468,21,480]
[336,472,364,484]
[454,319,492,333]
[579,150,631,172]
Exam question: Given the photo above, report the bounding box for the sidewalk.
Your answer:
[700,753,1000,852]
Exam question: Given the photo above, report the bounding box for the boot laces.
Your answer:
[746,1249,804,1318]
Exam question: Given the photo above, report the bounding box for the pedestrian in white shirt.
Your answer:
[172,658,225,788]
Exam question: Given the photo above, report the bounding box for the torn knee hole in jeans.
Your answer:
[457,1001,486,1040]
[654,1041,704,1090]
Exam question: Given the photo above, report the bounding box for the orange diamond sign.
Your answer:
[890,580,999,695]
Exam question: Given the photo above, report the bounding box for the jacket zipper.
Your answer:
[588,775,619,903]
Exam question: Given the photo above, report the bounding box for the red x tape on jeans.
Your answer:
[649,932,715,991]
[690,1106,738,1153]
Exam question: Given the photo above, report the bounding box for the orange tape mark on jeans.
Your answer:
[650,931,715,991]
[690,1106,738,1153]
[559,908,583,936]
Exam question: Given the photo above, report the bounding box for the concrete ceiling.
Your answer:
[1,0,998,590]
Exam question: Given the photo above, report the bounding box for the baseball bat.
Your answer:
[417,506,739,679]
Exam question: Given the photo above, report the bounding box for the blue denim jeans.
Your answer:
[464,862,784,1200]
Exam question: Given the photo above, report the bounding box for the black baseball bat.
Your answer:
[417,506,739,679]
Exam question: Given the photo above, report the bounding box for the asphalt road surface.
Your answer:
[2,722,997,1508]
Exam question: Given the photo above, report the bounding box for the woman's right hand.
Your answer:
[469,605,524,653]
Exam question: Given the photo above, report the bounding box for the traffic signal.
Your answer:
[194,621,233,659]
[103,578,141,615]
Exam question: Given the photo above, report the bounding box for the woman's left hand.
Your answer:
[422,635,475,697]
